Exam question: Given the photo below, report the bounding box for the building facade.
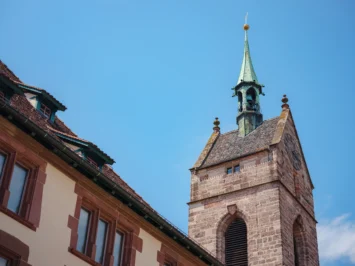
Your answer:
[188,24,319,266]
[0,64,222,265]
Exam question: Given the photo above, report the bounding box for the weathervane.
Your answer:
[244,12,250,31]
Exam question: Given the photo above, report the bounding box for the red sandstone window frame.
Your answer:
[0,230,31,266]
[68,187,143,266]
[157,245,178,266]
[0,138,47,231]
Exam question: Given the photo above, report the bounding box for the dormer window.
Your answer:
[0,91,5,101]
[39,103,52,119]
[86,156,98,168]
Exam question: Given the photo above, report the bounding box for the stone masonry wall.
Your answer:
[190,149,278,203]
[279,186,319,266]
[276,114,315,216]
[188,182,283,265]
[276,114,319,265]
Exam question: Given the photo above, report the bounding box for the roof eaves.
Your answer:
[198,146,271,170]
[51,129,115,165]
[17,83,67,111]
[0,95,223,266]
[0,75,24,95]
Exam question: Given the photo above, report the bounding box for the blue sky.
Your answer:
[1,0,355,265]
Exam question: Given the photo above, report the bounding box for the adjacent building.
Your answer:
[0,22,319,266]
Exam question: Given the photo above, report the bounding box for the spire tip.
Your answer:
[244,12,249,31]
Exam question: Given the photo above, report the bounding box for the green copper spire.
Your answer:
[232,18,264,137]
[237,26,258,84]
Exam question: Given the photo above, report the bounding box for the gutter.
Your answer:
[0,100,223,266]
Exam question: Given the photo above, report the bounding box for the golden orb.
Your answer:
[243,24,250,30]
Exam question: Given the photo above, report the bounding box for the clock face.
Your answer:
[284,133,302,171]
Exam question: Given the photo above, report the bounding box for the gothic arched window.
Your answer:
[293,217,306,266]
[225,218,248,266]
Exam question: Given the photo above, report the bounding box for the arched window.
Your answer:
[237,91,243,112]
[246,88,257,111]
[225,218,248,266]
[293,217,306,266]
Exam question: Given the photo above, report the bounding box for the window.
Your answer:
[113,231,123,266]
[0,91,5,102]
[95,219,108,264]
[293,217,306,266]
[77,208,91,254]
[72,205,126,266]
[0,229,32,266]
[86,156,98,168]
[0,257,8,266]
[39,103,51,118]
[7,164,28,214]
[227,165,240,175]
[234,165,240,173]
[0,153,6,183]
[225,218,248,266]
[0,141,47,230]
[69,188,142,266]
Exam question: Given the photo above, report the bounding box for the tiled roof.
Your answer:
[0,60,21,82]
[0,60,147,206]
[0,59,224,265]
[196,117,279,169]
[0,60,66,111]
[48,126,115,164]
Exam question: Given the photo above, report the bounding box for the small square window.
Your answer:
[226,167,232,174]
[234,165,240,173]
[39,103,51,118]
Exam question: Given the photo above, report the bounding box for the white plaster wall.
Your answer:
[0,164,89,266]
[135,229,161,266]
[24,92,37,108]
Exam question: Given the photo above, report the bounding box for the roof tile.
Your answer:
[199,117,279,169]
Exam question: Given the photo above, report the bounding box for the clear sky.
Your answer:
[1,0,355,265]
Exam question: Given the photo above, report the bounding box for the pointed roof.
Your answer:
[237,29,258,84]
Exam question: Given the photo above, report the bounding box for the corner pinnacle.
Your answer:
[213,117,220,133]
[281,94,289,110]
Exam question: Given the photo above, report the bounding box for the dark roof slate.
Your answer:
[199,117,279,169]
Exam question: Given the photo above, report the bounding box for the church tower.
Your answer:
[188,22,319,266]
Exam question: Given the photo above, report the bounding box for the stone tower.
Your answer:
[188,23,319,266]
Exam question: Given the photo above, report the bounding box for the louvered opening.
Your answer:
[294,236,299,266]
[225,218,248,266]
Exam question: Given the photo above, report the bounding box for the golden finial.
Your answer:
[243,12,249,31]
